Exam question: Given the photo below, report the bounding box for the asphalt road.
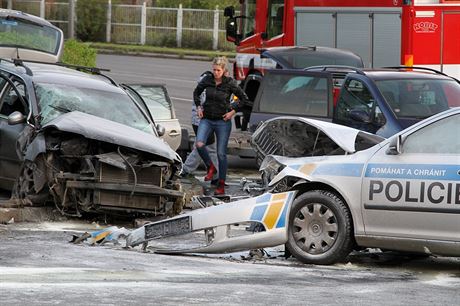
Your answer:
[96,54,211,131]
[0,221,459,305]
[96,54,256,172]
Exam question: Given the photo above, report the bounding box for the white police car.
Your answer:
[262,107,459,264]
[125,108,459,265]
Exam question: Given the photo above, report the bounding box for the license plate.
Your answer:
[144,216,191,239]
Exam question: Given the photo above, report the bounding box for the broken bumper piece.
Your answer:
[126,191,297,254]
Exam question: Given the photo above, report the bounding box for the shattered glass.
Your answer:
[35,83,154,134]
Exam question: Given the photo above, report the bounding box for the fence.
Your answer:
[3,0,235,51]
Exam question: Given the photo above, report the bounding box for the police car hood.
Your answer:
[252,116,384,159]
[42,111,177,162]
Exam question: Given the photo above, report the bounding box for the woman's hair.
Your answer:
[212,56,228,70]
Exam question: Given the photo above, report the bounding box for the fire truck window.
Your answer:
[336,79,376,122]
[241,0,256,40]
[267,0,284,38]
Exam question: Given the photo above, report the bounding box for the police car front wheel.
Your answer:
[286,190,353,265]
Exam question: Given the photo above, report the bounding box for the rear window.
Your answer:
[258,72,331,117]
[375,79,460,119]
[0,16,61,55]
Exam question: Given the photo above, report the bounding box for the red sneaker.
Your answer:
[214,180,225,195]
[204,163,217,181]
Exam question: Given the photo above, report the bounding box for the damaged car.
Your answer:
[126,108,460,265]
[0,59,184,216]
[251,116,384,169]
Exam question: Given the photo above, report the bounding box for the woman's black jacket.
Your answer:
[193,75,249,120]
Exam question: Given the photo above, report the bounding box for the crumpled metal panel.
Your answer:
[43,111,177,162]
[126,191,297,254]
[252,116,384,163]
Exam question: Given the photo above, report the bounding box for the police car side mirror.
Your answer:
[386,135,402,155]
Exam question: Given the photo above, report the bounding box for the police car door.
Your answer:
[362,112,460,241]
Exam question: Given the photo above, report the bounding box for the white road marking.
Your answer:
[171,96,192,102]
[107,71,195,84]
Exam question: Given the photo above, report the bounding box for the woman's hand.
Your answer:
[197,107,204,119]
[222,109,236,121]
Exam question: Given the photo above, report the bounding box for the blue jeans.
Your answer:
[196,119,232,181]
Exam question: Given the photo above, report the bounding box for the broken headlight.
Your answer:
[259,155,286,186]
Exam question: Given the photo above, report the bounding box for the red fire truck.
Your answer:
[224,0,460,84]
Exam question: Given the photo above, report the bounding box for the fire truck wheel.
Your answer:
[286,190,353,265]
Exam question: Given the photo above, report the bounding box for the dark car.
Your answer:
[260,46,364,70]
[0,59,184,216]
[249,66,460,164]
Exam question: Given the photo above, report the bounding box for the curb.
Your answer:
[97,48,230,61]
[96,48,235,62]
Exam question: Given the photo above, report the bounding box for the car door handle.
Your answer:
[169,131,180,137]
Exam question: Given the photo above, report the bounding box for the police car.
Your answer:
[125,108,458,265]
[262,107,459,264]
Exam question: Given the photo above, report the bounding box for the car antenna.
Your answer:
[12,58,33,76]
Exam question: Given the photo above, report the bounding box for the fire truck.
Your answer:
[224,0,460,86]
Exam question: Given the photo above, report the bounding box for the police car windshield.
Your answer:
[375,79,460,119]
[35,83,154,134]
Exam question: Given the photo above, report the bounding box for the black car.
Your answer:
[0,59,184,216]
[237,46,363,130]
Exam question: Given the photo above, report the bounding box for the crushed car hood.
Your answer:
[252,116,384,162]
[42,111,177,161]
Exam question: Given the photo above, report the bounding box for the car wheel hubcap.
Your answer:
[292,203,338,255]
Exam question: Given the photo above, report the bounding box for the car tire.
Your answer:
[286,190,353,265]
[13,155,49,206]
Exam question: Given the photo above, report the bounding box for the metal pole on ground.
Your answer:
[212,5,219,50]
[106,0,112,43]
[140,1,146,45]
[176,4,183,48]
[68,0,76,39]
[7,0,12,9]
[40,0,45,18]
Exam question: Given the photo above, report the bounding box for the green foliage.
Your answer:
[0,32,56,53]
[62,39,97,67]
[76,0,107,42]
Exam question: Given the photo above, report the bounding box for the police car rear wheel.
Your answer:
[286,190,353,265]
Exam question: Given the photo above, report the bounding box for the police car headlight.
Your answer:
[260,156,286,185]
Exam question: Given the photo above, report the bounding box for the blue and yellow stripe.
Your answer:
[250,192,294,230]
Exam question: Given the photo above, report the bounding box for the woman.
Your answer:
[193,56,248,195]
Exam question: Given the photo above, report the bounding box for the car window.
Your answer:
[128,85,173,120]
[0,16,61,55]
[403,114,460,154]
[35,83,154,134]
[375,79,460,118]
[266,0,284,38]
[259,73,329,117]
[0,79,27,117]
[336,79,375,121]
